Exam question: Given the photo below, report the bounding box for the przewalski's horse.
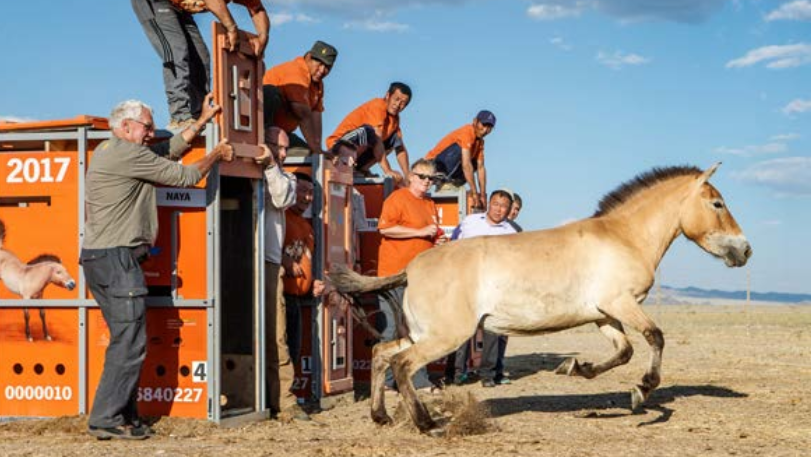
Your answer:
[0,220,77,341]
[329,164,752,435]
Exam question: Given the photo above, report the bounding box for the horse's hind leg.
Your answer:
[391,337,458,435]
[598,297,664,410]
[39,308,51,341]
[370,339,410,425]
[555,318,633,379]
[23,308,33,342]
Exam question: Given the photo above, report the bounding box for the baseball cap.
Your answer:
[309,40,338,67]
[476,110,496,127]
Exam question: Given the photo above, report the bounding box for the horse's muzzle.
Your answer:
[724,239,752,268]
[65,280,76,291]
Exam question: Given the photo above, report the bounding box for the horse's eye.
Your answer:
[712,200,725,209]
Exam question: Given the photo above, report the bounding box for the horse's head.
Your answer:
[681,163,752,267]
[50,263,76,291]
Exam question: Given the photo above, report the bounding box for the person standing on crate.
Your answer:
[376,159,443,394]
[425,110,496,211]
[281,172,316,375]
[262,40,338,157]
[82,96,234,440]
[451,190,516,388]
[326,82,413,184]
[132,0,270,130]
[254,127,312,422]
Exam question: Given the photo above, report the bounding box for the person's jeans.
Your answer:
[82,247,149,428]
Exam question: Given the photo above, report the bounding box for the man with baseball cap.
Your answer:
[263,40,338,157]
[425,110,496,210]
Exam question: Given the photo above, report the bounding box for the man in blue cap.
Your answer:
[425,110,496,210]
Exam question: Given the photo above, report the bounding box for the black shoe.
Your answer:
[87,425,149,440]
[481,379,496,388]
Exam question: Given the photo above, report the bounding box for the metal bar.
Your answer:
[77,126,88,415]
[0,299,213,308]
[256,176,267,414]
[207,121,221,423]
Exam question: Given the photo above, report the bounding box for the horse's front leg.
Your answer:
[23,308,33,342]
[598,296,664,411]
[39,308,51,341]
[555,318,634,379]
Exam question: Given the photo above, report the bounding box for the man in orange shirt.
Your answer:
[425,110,496,210]
[327,82,413,184]
[376,159,442,392]
[282,172,315,372]
[263,41,338,157]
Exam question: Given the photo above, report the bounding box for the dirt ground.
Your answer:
[2,304,810,457]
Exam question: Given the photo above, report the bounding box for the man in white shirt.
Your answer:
[257,127,310,421]
[452,190,516,387]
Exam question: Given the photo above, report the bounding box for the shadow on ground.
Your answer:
[483,384,747,426]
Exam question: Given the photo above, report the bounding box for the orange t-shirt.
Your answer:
[326,98,402,149]
[263,56,325,133]
[377,188,438,277]
[282,210,315,296]
[425,124,484,163]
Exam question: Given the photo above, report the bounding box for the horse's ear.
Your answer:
[697,162,721,185]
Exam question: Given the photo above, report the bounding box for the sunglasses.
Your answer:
[413,172,436,181]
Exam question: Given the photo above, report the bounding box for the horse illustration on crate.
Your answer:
[0,219,76,341]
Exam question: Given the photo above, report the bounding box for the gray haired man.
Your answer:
[82,94,233,440]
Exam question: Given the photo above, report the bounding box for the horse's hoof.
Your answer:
[554,358,577,376]
[45,336,53,342]
[26,337,34,343]
[371,412,393,426]
[630,385,646,412]
[426,426,446,438]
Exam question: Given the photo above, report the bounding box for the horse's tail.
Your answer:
[0,219,5,248]
[328,263,407,294]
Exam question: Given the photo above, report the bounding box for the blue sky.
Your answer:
[1,0,809,294]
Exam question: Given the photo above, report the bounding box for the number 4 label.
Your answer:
[192,361,207,383]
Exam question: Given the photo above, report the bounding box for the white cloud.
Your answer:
[271,12,318,27]
[550,36,573,51]
[726,43,811,69]
[714,143,787,156]
[771,133,800,141]
[528,3,586,20]
[734,157,811,197]
[343,18,409,32]
[765,0,811,21]
[782,98,811,115]
[596,50,650,69]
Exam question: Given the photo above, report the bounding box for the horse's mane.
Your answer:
[593,165,702,217]
[28,254,62,265]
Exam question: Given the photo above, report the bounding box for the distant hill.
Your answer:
[644,285,811,305]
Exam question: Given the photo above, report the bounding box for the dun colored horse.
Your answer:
[329,164,752,435]
[0,220,76,341]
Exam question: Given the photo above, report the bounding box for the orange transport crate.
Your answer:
[86,308,209,418]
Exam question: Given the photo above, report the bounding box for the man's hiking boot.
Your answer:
[87,424,149,440]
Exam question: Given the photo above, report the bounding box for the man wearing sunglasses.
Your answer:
[82,95,234,440]
[376,159,443,393]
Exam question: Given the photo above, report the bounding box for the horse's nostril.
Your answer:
[744,244,753,259]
